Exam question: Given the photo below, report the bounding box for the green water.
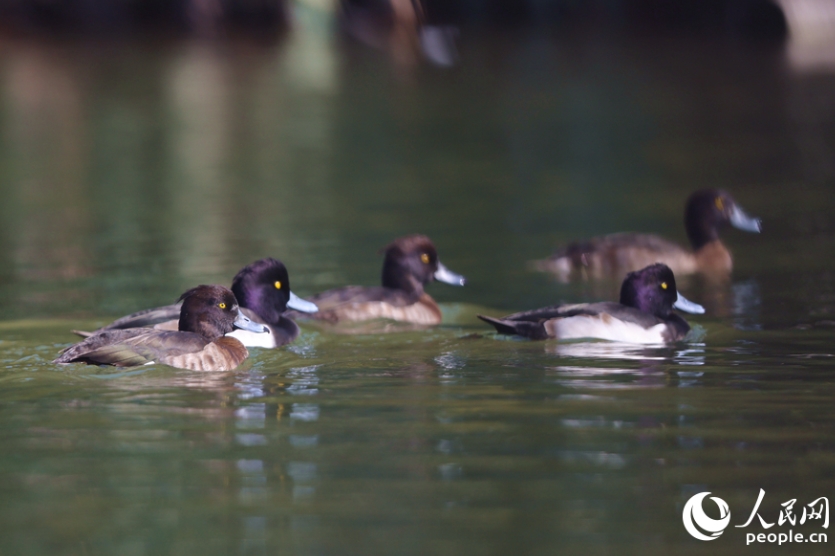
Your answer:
[1,26,834,556]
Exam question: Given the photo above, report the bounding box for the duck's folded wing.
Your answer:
[477,315,550,339]
[497,302,608,322]
[481,301,668,334]
[312,286,415,307]
[57,329,144,365]
[94,302,183,332]
[584,303,666,328]
[499,301,661,323]
[553,233,685,259]
[286,286,418,321]
[68,343,156,367]
[536,233,691,279]
[477,302,614,339]
[55,329,208,367]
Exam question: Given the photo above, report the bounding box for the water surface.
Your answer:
[0,26,834,555]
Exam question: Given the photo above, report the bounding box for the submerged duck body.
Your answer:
[479,263,704,344]
[80,258,317,348]
[54,285,268,370]
[287,234,466,326]
[537,189,762,281]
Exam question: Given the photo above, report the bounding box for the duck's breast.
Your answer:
[694,240,733,274]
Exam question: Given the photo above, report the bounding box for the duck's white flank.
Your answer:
[545,313,669,344]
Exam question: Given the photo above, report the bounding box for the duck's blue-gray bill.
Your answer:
[234,310,269,333]
[674,292,705,314]
[729,204,762,233]
[288,291,319,313]
[434,262,466,286]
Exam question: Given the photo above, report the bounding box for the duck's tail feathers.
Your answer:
[72,330,94,338]
[477,315,517,334]
[477,315,550,340]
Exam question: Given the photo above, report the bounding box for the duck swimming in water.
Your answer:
[286,234,465,326]
[75,258,317,348]
[535,189,761,282]
[54,285,268,370]
[479,263,704,344]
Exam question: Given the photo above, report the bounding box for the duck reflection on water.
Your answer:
[546,342,705,391]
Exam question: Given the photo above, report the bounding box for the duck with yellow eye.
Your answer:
[479,263,704,344]
[76,258,318,349]
[54,285,268,370]
[535,189,762,282]
[285,234,466,327]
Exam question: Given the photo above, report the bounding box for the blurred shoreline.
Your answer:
[0,0,797,41]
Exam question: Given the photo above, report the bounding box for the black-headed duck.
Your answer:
[287,234,466,326]
[78,258,318,348]
[536,189,761,281]
[479,263,704,344]
[54,285,268,370]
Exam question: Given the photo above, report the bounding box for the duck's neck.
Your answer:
[178,313,226,341]
[381,266,424,297]
[685,209,720,250]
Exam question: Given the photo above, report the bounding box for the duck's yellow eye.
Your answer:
[274,281,282,290]
[218,302,227,309]
[715,197,724,211]
[420,253,430,264]
[660,282,668,290]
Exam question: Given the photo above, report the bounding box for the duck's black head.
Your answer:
[620,264,705,317]
[231,258,295,324]
[380,234,466,295]
[620,264,679,317]
[684,189,762,250]
[177,285,246,340]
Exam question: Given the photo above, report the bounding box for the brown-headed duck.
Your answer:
[287,234,465,326]
[535,189,761,281]
[55,285,268,370]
